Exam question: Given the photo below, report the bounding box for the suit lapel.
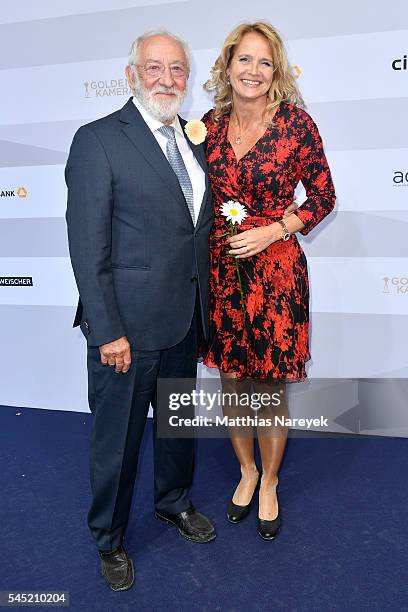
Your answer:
[119,99,211,230]
[119,99,192,224]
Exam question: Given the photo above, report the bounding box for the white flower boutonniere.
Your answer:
[184,119,207,145]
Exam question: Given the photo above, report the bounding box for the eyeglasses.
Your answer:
[135,62,188,79]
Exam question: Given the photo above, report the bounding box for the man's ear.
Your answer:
[125,65,134,88]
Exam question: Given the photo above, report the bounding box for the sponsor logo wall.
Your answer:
[0,0,406,436]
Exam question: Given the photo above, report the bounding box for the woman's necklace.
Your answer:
[234,118,242,145]
[231,114,265,145]
[232,116,242,144]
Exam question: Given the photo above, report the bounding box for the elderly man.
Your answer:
[65,31,215,592]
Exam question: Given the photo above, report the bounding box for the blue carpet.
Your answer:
[0,404,407,611]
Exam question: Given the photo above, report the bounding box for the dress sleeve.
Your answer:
[296,112,336,236]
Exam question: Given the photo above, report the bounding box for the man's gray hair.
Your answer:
[127,29,191,72]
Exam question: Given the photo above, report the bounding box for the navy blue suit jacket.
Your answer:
[65,97,213,350]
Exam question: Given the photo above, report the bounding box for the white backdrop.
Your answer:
[0,0,407,436]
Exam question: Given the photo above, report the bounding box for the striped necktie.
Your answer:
[158,125,195,224]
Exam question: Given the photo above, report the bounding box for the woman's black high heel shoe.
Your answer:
[227,499,251,523]
[257,479,281,540]
[227,473,259,524]
[257,512,281,540]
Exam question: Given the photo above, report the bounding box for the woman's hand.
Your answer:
[283,196,298,217]
[227,223,282,259]
[227,197,299,258]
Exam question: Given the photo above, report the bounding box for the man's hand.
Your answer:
[99,336,131,373]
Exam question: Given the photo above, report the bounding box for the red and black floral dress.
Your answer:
[201,103,336,381]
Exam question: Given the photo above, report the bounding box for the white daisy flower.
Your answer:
[220,200,248,225]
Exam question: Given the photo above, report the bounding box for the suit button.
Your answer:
[190,275,198,282]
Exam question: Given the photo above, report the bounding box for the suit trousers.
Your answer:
[86,294,200,552]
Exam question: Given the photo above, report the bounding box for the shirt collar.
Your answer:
[132,96,184,138]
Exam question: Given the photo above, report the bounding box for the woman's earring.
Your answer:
[227,79,230,85]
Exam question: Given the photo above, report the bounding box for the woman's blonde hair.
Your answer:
[203,21,305,123]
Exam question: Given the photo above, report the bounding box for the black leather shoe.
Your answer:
[99,544,135,591]
[257,513,281,540]
[155,508,216,543]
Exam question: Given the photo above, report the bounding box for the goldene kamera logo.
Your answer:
[383,276,408,294]
[292,65,301,78]
[0,186,28,198]
[83,78,132,98]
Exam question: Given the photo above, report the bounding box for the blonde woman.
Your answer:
[201,22,336,539]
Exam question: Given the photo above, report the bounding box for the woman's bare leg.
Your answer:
[221,372,259,505]
[252,381,288,519]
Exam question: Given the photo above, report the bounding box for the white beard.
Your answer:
[132,75,187,123]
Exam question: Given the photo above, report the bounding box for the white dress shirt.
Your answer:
[132,97,206,225]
